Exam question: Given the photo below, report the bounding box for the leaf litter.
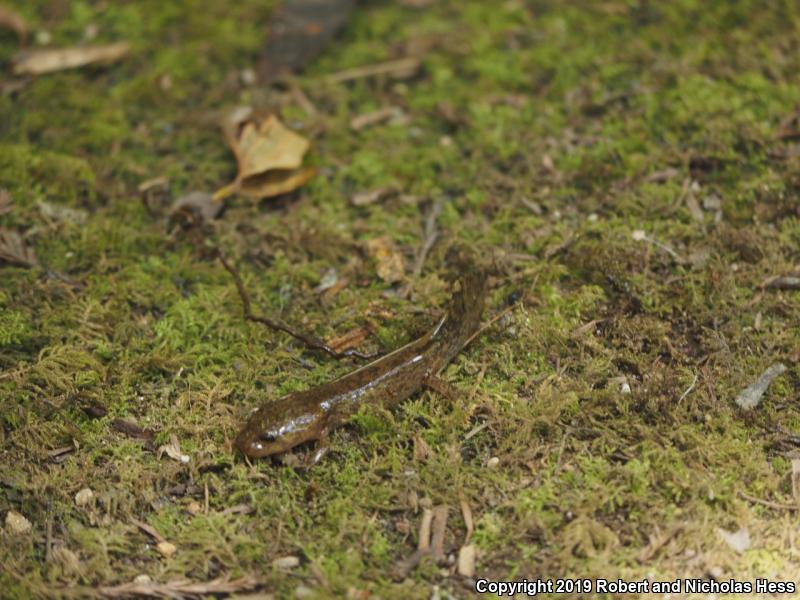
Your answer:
[12,42,130,76]
[0,227,38,268]
[213,109,314,202]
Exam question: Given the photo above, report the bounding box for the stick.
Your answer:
[462,304,516,349]
[219,254,378,361]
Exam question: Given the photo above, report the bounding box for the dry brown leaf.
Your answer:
[365,236,405,283]
[0,5,27,44]
[413,434,433,462]
[214,112,313,201]
[238,166,316,199]
[12,42,130,76]
[0,227,37,268]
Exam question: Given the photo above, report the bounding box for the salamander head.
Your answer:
[234,394,325,458]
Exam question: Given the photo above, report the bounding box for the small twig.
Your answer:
[459,494,474,545]
[95,576,263,599]
[219,254,377,361]
[411,198,443,279]
[131,518,166,544]
[326,57,420,84]
[287,77,317,117]
[417,508,433,552]
[738,491,798,512]
[430,505,449,562]
[631,229,682,262]
[462,304,516,349]
[45,502,53,563]
[677,373,698,405]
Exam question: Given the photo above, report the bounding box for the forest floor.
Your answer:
[1,1,799,598]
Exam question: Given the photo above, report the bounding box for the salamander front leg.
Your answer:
[302,430,331,468]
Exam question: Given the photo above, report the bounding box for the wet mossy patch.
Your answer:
[1,0,799,598]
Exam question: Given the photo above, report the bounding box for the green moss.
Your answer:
[2,0,800,597]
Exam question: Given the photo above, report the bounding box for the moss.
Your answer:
[2,0,800,597]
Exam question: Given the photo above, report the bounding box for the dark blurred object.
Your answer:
[259,0,356,82]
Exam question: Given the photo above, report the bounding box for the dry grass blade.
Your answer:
[0,227,37,267]
[13,42,131,76]
[326,57,420,83]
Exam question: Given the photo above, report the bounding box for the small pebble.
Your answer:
[486,457,500,469]
[133,574,152,584]
[273,555,300,570]
[74,488,94,507]
[156,541,177,559]
[240,68,256,86]
[620,381,631,394]
[35,30,51,45]
[5,510,32,534]
[295,585,314,599]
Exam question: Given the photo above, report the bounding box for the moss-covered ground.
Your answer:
[2,0,800,598]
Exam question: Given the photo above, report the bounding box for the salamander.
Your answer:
[234,259,489,462]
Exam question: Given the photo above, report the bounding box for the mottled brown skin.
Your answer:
[235,265,488,460]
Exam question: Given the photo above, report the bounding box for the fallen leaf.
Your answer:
[0,227,37,268]
[12,42,130,76]
[214,112,314,201]
[259,0,356,82]
[365,236,405,283]
[0,6,27,44]
[413,434,433,462]
[717,527,750,554]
